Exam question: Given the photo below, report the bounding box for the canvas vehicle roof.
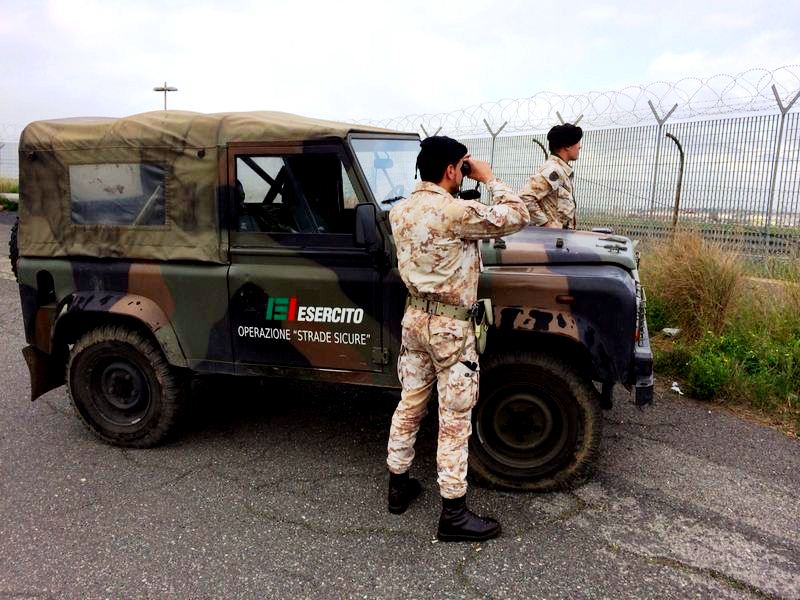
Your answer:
[18,111,407,264]
[20,110,398,151]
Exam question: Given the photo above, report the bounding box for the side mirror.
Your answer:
[354,203,382,252]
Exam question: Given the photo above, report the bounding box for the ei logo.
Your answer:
[266,297,298,321]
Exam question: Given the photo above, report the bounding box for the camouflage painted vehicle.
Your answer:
[13,110,653,491]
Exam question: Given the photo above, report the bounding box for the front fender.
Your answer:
[491,305,616,381]
[61,292,187,368]
[481,265,639,385]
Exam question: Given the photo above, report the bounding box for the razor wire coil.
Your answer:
[359,65,800,136]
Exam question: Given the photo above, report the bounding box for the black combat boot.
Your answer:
[436,495,501,542]
[387,471,422,514]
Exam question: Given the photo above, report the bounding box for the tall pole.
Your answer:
[665,133,685,233]
[153,81,178,110]
[531,138,548,161]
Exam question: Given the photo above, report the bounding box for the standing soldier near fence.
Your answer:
[386,136,530,542]
[520,123,583,229]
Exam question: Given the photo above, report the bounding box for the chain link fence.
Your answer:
[0,141,19,180]
[0,123,22,181]
[364,66,800,257]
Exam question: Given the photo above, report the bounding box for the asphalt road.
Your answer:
[0,211,798,599]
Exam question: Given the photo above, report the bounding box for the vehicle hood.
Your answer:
[479,227,637,271]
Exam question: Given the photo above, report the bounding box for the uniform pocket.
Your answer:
[429,317,469,365]
[443,359,480,413]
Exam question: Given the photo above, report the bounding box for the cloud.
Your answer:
[647,31,800,81]
[704,11,754,30]
[0,0,799,137]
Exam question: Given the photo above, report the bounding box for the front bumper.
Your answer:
[633,319,654,406]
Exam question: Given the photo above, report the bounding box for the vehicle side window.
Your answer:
[342,163,359,209]
[69,163,166,226]
[234,153,358,234]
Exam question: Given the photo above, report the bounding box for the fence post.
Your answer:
[531,138,548,161]
[764,85,800,254]
[419,124,441,139]
[555,112,584,126]
[483,119,508,209]
[483,119,508,170]
[647,101,678,232]
[665,133,685,233]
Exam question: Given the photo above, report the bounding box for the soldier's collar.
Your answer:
[413,181,454,198]
[550,154,573,176]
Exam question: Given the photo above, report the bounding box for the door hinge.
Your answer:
[372,347,390,365]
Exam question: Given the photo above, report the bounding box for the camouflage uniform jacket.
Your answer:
[389,179,530,307]
[519,154,576,229]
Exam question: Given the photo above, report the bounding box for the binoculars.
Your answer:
[458,160,481,200]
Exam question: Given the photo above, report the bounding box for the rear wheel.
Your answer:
[67,325,184,447]
[470,352,602,492]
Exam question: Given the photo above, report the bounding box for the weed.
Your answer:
[641,231,742,339]
[645,295,670,333]
[642,231,800,435]
[684,339,731,401]
[0,197,18,211]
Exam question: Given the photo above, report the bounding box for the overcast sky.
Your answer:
[1,0,799,135]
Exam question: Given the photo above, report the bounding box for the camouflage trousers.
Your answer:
[387,307,480,499]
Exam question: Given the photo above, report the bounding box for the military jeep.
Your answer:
[12,110,652,491]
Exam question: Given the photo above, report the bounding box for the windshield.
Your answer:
[351,137,420,210]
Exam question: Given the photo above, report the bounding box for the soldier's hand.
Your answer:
[463,158,493,184]
[544,221,562,228]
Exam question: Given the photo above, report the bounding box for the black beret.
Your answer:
[416,136,469,182]
[547,124,583,152]
[417,136,468,166]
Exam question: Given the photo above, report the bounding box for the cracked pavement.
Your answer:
[1,213,799,599]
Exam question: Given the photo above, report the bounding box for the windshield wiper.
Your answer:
[380,195,406,205]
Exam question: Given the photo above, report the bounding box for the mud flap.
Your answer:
[22,345,65,401]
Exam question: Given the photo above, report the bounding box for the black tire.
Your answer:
[9,216,19,281]
[470,352,602,492]
[67,325,184,447]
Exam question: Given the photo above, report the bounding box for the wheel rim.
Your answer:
[90,358,151,426]
[492,393,555,451]
[475,383,575,473]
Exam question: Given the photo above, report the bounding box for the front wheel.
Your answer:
[470,352,602,492]
[67,325,184,447]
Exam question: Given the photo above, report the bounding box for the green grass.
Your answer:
[0,178,19,211]
[643,232,800,436]
[0,178,18,194]
[740,254,800,280]
[0,197,18,211]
